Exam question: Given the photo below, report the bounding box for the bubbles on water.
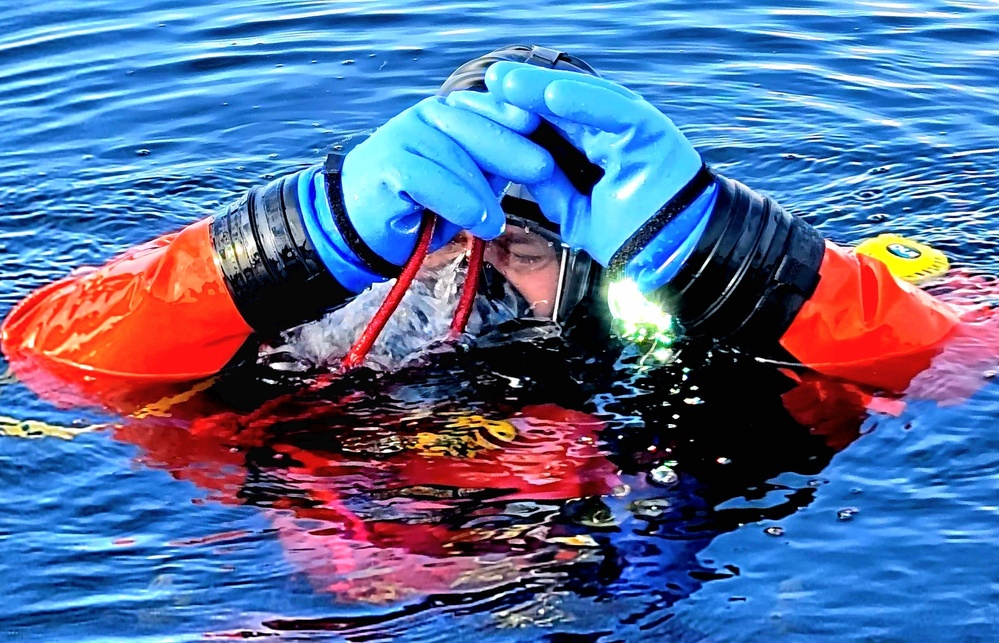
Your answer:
[649,461,679,487]
[837,507,860,522]
[258,255,519,372]
[631,498,671,521]
[764,526,785,537]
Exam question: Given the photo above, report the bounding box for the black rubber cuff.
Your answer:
[650,174,825,352]
[323,153,402,279]
[210,173,353,333]
[608,164,715,273]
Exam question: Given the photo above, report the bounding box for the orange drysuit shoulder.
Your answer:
[780,241,961,392]
[1,219,252,406]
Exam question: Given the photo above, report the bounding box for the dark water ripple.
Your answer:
[4,0,999,641]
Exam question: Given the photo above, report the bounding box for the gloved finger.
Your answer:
[527,167,605,263]
[417,98,553,186]
[486,172,512,197]
[398,114,507,223]
[430,219,463,252]
[396,151,507,240]
[485,61,639,103]
[444,90,540,135]
[521,163,588,235]
[488,66,652,135]
[447,89,605,183]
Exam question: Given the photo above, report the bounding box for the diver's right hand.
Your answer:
[300,95,553,293]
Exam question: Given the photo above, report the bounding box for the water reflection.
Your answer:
[107,333,851,634]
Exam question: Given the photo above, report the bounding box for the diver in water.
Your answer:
[0,46,972,398]
[2,47,995,615]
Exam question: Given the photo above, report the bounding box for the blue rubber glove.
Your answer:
[296,94,554,293]
[477,62,719,292]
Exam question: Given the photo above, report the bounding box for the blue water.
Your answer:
[3,0,999,640]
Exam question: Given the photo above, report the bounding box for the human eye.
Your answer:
[510,250,551,265]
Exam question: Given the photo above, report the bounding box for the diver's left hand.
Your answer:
[470,62,714,274]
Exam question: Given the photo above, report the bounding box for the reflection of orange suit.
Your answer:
[3,218,999,605]
[114,399,619,603]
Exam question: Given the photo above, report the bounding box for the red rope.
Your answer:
[340,213,436,371]
[449,237,485,338]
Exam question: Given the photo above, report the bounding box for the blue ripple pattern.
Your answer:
[3,0,999,641]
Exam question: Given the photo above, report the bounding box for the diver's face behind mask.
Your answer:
[423,193,597,326]
[267,194,599,373]
[427,222,560,319]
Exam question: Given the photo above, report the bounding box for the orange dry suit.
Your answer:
[3,170,997,607]
[0,170,985,406]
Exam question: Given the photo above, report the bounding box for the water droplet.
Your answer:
[716,456,731,465]
[135,148,150,156]
[649,462,678,487]
[631,498,670,520]
[837,507,859,521]
[683,397,703,405]
[984,370,996,380]
[611,484,631,498]
[764,526,784,537]
[342,59,355,65]
[867,212,890,223]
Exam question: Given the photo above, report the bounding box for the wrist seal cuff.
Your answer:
[651,174,825,351]
[608,164,715,273]
[210,173,353,332]
[322,153,403,279]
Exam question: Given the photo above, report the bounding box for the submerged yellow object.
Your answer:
[855,234,949,284]
[0,415,108,440]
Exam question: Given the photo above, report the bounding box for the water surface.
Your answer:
[3,0,999,640]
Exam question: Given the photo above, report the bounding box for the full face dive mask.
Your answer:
[434,45,605,326]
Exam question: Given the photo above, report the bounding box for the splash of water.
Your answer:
[258,256,519,372]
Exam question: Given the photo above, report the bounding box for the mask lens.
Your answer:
[421,214,596,326]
